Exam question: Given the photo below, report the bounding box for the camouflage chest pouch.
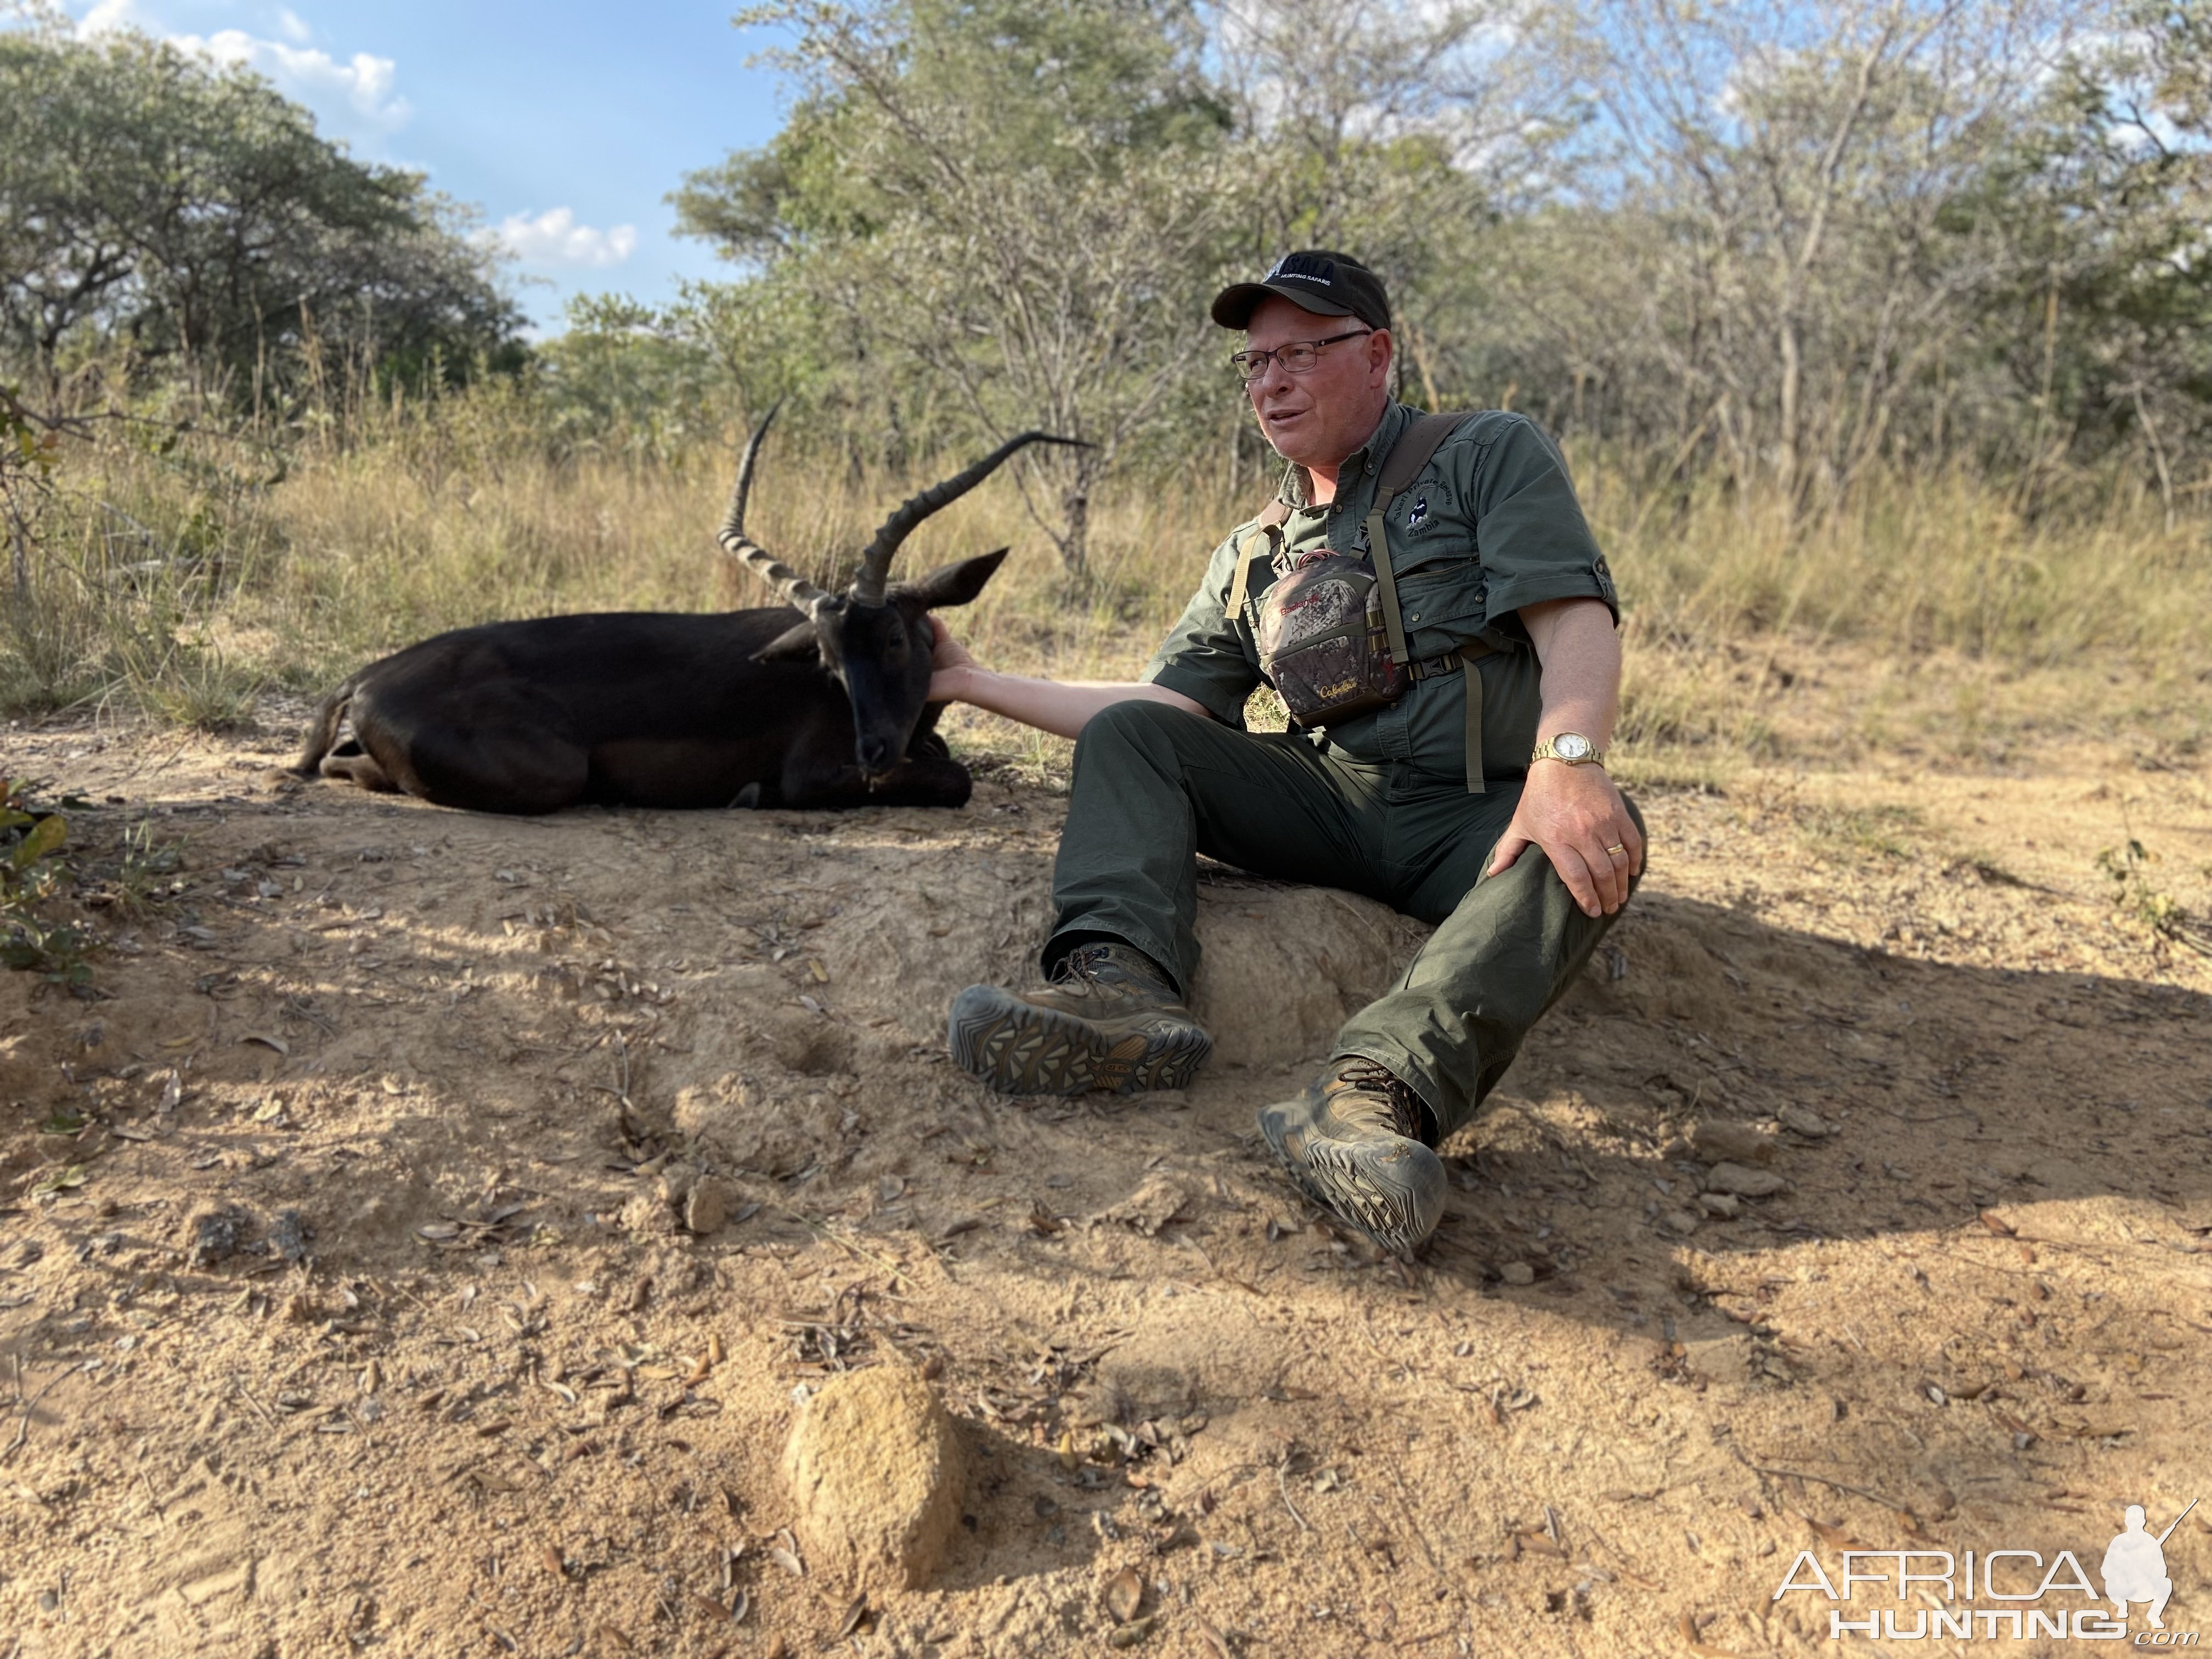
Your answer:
[1226,409,1497,792]
[1254,550,1406,724]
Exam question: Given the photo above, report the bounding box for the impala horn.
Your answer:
[850,430,1087,606]
[716,402,836,614]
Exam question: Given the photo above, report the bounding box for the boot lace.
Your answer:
[1053,944,1127,990]
[1335,1061,1431,1143]
[1053,943,1167,996]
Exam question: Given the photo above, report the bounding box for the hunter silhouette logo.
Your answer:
[1770,1497,2199,1643]
[2106,1501,2195,1630]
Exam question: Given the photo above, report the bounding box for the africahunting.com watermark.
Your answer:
[1773,1500,2198,1643]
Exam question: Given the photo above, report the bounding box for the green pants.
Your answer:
[1045,699,1643,1140]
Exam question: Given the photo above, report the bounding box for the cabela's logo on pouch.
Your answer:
[1771,1500,2198,1644]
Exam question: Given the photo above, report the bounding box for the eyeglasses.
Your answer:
[1229,329,1373,383]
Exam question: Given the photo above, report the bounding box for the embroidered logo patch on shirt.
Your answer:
[1407,494,1429,529]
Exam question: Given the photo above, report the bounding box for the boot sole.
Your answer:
[947,985,1212,1097]
[1258,1111,1446,1255]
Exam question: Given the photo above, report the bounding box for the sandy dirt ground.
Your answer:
[1,701,2209,1659]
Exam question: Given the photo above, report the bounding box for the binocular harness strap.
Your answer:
[1370,411,1481,791]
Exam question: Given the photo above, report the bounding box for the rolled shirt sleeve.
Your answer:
[1139,529,1264,727]
[1469,416,1620,630]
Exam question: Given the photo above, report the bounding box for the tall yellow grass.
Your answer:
[7,386,2207,780]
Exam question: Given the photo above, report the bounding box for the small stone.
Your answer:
[1683,1334,1754,1385]
[1658,1208,1702,1236]
[187,1209,243,1268]
[1499,1262,1537,1286]
[784,1367,966,1592]
[1703,1162,1790,1198]
[1776,1105,1836,1138]
[1103,1566,1144,1623]
[655,1166,697,1210]
[268,1209,309,1262]
[1690,1120,1777,1165]
[1696,1192,1741,1219]
[685,1178,731,1235]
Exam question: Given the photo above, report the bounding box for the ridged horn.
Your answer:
[850,430,1087,606]
[716,401,835,614]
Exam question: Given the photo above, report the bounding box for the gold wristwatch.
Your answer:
[1530,732,1605,768]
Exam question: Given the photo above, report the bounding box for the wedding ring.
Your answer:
[1605,843,1628,859]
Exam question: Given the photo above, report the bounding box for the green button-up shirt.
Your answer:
[1142,402,1619,785]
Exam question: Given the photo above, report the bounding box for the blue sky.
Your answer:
[66,0,795,332]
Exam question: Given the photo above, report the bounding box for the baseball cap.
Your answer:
[1210,250,1392,332]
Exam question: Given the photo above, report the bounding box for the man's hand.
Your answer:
[1486,761,1644,916]
[1504,596,1639,915]
[927,614,979,702]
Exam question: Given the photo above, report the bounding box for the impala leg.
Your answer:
[780,755,973,810]
[320,740,398,792]
[353,684,590,815]
[907,702,953,761]
[402,724,590,815]
[292,685,354,776]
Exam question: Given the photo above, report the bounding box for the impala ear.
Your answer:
[893,548,1009,610]
[752,620,820,663]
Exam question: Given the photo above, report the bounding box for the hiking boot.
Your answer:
[1258,1060,1447,1254]
[948,943,1212,1096]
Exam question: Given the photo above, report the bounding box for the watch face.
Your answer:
[1554,733,1592,761]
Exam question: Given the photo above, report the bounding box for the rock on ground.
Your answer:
[184,1206,244,1268]
[1689,1119,1778,1165]
[1704,1161,1791,1198]
[684,1176,731,1234]
[1776,1104,1836,1137]
[783,1367,967,1592]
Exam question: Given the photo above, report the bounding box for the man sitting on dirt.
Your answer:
[928,250,1645,1254]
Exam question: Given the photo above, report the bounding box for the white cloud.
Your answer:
[76,0,149,35]
[75,3,413,133]
[177,30,411,129]
[481,208,640,269]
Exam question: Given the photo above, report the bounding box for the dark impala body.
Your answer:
[292,411,1075,815]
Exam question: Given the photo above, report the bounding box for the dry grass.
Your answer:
[5,386,2208,789]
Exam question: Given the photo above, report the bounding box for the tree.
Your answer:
[0,21,521,397]
[677,0,1245,579]
[1523,0,2086,510]
[656,0,2212,532]
[1952,4,2212,517]
[533,291,740,461]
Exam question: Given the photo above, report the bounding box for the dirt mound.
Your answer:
[807,839,1431,1065]
[1,722,2208,1657]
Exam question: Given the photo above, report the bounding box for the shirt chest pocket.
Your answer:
[1381,478,1483,641]
[1389,554,1489,654]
